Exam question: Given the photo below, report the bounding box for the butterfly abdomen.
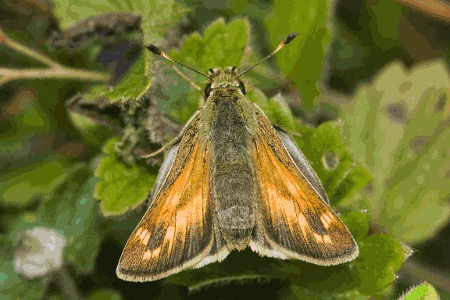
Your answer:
[210,95,257,250]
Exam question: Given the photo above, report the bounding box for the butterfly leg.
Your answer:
[141,135,181,158]
[272,124,303,139]
[141,110,201,158]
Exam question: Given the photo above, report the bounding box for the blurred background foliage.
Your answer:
[0,0,449,299]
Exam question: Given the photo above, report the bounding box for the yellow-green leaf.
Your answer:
[94,138,156,216]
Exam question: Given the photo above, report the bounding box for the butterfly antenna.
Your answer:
[146,45,210,79]
[237,32,299,78]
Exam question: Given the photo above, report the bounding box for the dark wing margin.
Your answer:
[117,117,227,282]
[250,108,359,265]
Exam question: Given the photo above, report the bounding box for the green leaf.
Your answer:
[340,211,369,241]
[165,250,292,292]
[87,289,122,300]
[67,108,116,147]
[240,46,287,94]
[155,18,250,123]
[52,1,187,44]
[52,0,189,103]
[83,52,152,103]
[287,261,361,299]
[265,0,333,109]
[38,165,101,273]
[248,88,297,131]
[401,282,439,300]
[353,234,407,295]
[171,18,250,70]
[0,158,72,207]
[340,60,450,243]
[294,121,372,206]
[289,282,366,300]
[94,137,156,216]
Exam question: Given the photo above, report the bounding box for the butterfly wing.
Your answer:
[250,108,358,265]
[117,116,227,282]
[275,129,330,205]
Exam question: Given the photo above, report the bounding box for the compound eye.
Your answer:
[204,83,212,98]
[238,81,246,95]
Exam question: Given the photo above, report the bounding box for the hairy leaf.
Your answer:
[401,282,439,300]
[94,138,156,216]
[52,0,189,103]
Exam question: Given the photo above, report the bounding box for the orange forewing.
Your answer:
[250,111,358,265]
[117,120,214,282]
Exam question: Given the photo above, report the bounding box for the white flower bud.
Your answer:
[14,227,67,279]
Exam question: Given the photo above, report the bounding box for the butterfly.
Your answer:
[116,33,359,282]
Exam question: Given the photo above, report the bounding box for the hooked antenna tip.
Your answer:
[284,32,299,45]
[146,44,162,55]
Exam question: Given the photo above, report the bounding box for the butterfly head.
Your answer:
[146,32,299,100]
[205,66,245,98]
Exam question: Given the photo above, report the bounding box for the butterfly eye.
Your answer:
[238,81,246,95]
[204,84,212,98]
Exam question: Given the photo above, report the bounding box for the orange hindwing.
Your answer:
[250,109,358,265]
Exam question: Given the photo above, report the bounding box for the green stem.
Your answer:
[57,268,83,300]
[0,26,110,86]
[0,26,62,68]
[400,259,450,293]
[0,67,109,85]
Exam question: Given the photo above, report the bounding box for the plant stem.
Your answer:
[0,67,110,85]
[400,259,450,293]
[0,26,110,86]
[0,27,62,68]
[57,268,83,300]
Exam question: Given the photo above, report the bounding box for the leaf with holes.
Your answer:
[340,60,450,244]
